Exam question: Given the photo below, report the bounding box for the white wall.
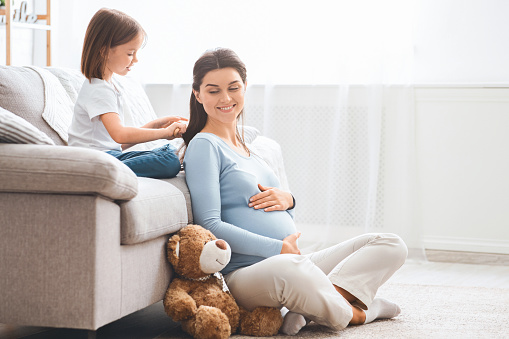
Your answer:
[8,0,509,84]
[413,0,509,84]
[40,0,509,85]
[415,87,509,254]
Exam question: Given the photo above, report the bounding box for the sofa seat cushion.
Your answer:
[120,175,190,245]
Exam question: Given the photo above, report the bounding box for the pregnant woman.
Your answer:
[182,48,408,335]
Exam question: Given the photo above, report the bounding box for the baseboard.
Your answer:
[423,235,509,255]
[425,249,509,266]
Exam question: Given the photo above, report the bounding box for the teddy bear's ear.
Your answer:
[167,234,181,265]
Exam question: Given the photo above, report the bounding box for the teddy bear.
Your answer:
[163,224,283,339]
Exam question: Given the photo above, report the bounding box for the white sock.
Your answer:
[363,298,401,324]
[280,311,308,335]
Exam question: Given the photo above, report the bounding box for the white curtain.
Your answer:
[233,1,424,257]
[244,84,423,258]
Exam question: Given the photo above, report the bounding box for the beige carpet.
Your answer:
[231,282,509,339]
[4,281,507,338]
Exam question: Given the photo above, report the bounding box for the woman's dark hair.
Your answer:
[180,48,248,161]
[81,8,146,81]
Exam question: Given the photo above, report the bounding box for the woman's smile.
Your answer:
[217,104,236,113]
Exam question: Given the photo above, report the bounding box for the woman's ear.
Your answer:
[193,90,202,104]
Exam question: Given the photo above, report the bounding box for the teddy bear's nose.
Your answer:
[215,240,227,250]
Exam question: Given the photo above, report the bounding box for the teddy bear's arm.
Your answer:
[164,279,198,322]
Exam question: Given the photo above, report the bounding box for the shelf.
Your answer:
[0,8,49,21]
[2,0,51,66]
[6,22,51,30]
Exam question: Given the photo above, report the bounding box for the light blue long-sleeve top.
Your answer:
[183,133,297,274]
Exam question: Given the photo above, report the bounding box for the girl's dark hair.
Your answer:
[81,8,146,81]
[180,48,248,161]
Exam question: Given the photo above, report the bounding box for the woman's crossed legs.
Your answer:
[224,233,408,334]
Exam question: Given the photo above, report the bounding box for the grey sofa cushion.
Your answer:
[0,107,55,145]
[120,174,190,245]
[0,66,66,145]
[161,172,193,224]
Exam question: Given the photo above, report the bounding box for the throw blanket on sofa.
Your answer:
[27,66,75,144]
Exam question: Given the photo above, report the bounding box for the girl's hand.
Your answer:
[165,121,187,139]
[152,116,188,129]
[281,232,301,255]
[249,184,294,211]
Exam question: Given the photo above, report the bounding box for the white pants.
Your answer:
[224,233,408,330]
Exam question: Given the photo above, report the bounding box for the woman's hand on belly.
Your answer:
[281,232,301,254]
[249,183,294,212]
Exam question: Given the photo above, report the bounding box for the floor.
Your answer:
[1,250,508,339]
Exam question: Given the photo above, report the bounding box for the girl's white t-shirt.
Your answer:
[68,78,123,151]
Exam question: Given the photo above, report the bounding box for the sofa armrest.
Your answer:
[0,144,138,200]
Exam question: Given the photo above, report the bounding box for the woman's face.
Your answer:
[194,67,246,126]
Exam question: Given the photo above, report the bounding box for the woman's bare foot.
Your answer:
[333,284,366,325]
[333,285,401,325]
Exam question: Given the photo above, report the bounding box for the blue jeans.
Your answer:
[106,143,181,179]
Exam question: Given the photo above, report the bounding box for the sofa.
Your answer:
[0,65,289,331]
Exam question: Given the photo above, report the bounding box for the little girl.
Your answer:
[68,8,186,179]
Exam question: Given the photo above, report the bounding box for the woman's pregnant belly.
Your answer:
[222,205,296,241]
